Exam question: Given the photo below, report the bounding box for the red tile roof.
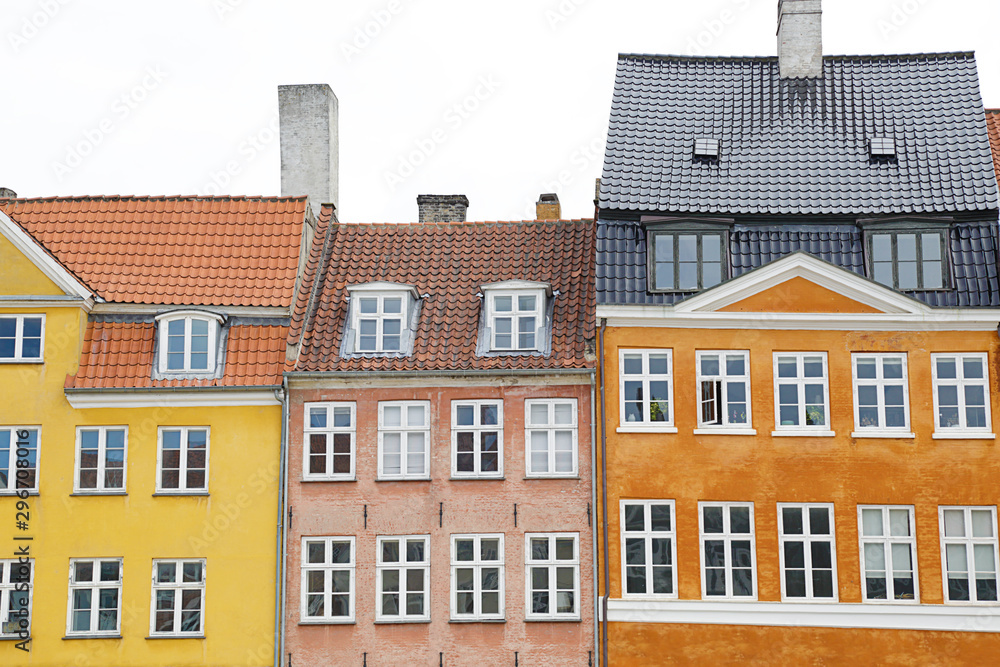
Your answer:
[987,110,1000,184]
[288,206,595,373]
[0,195,309,307]
[66,321,288,389]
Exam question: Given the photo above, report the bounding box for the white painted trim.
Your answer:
[524,398,579,478]
[91,302,289,317]
[851,431,915,439]
[858,505,919,603]
[930,353,993,436]
[374,535,431,623]
[155,427,210,494]
[523,532,581,620]
[616,426,679,434]
[938,506,1000,605]
[693,428,757,436]
[481,279,552,294]
[776,503,839,602]
[286,373,592,390]
[347,282,419,298]
[377,401,431,480]
[65,390,281,409]
[618,349,675,430]
[302,402,357,482]
[620,500,678,600]
[772,352,830,433]
[0,296,92,310]
[932,432,996,440]
[450,399,504,479]
[698,501,757,600]
[771,431,835,438]
[0,209,94,301]
[851,353,912,434]
[603,599,1000,632]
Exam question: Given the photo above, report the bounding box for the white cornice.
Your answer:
[89,303,290,318]
[0,209,95,301]
[65,389,282,409]
[0,295,93,311]
[605,599,1000,633]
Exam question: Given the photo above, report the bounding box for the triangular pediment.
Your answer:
[0,210,93,299]
[674,253,929,316]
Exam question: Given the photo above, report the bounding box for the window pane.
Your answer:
[655,235,674,262]
[624,505,645,532]
[359,298,378,314]
[862,509,884,537]
[972,510,994,538]
[888,509,911,537]
[809,508,831,535]
[782,507,803,535]
[703,506,724,533]
[655,262,674,290]
[702,262,722,288]
[897,235,917,261]
[944,510,967,537]
[650,504,672,531]
[494,296,512,312]
[518,295,536,311]
[729,507,751,534]
[383,298,402,314]
[678,261,698,290]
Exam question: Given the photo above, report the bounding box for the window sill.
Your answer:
[616,425,678,434]
[771,430,836,438]
[450,476,505,481]
[63,634,122,640]
[301,477,357,483]
[152,492,209,497]
[524,616,582,623]
[376,477,431,483]
[0,359,44,364]
[693,428,757,436]
[0,491,39,496]
[851,431,915,439]
[373,618,432,624]
[145,634,205,639]
[524,475,580,480]
[449,618,506,624]
[70,491,128,496]
[931,432,996,440]
[298,619,355,625]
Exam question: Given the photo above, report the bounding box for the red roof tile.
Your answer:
[987,110,1000,184]
[66,321,288,389]
[289,206,595,373]
[0,195,308,307]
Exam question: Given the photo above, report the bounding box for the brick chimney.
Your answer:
[777,0,823,79]
[279,84,339,218]
[417,195,469,223]
[535,193,561,220]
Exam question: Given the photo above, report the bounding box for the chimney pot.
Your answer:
[417,195,469,223]
[535,193,561,220]
[279,84,339,219]
[777,0,823,79]
[0,187,16,198]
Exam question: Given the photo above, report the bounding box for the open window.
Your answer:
[343,283,420,357]
[155,311,224,375]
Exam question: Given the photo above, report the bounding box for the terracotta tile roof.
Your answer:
[0,195,308,307]
[988,110,1000,184]
[289,206,596,373]
[66,320,288,389]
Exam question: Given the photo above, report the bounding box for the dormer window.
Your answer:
[343,283,420,357]
[155,311,223,374]
[868,230,947,290]
[649,231,726,292]
[480,281,551,355]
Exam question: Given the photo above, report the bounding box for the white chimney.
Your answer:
[279,84,339,217]
[777,0,823,79]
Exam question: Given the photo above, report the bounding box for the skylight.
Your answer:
[694,137,720,159]
[870,136,896,158]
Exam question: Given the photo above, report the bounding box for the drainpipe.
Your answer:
[274,377,290,667]
[598,318,610,667]
[590,369,599,665]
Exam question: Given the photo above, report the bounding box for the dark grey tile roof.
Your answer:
[600,53,1000,216]
[596,220,1000,307]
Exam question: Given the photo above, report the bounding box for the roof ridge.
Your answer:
[617,51,976,62]
[0,194,309,203]
[329,218,594,227]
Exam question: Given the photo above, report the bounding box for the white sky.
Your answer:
[2,0,998,223]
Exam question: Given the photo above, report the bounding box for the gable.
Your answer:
[718,276,884,314]
[0,232,67,296]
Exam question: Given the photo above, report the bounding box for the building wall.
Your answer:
[284,378,595,666]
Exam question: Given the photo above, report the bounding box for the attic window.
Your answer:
[343,282,420,357]
[479,281,552,355]
[155,311,224,373]
[694,138,720,159]
[870,137,896,158]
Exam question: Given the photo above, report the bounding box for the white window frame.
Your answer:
[300,536,356,624]
[451,400,503,479]
[0,558,32,639]
[695,351,754,433]
[0,426,39,494]
[938,506,1000,605]
[772,353,833,436]
[618,349,676,432]
[303,402,356,481]
[777,503,838,601]
[377,401,430,480]
[66,558,123,636]
[450,533,505,621]
[155,311,222,373]
[698,502,757,600]
[155,427,209,493]
[851,353,913,437]
[858,505,919,603]
[486,288,545,352]
[931,354,993,438]
[0,314,44,362]
[149,559,206,636]
[620,500,677,599]
[524,533,580,620]
[524,398,578,478]
[375,535,430,622]
[352,291,408,353]
[74,426,128,493]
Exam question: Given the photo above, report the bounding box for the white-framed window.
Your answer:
[0,314,44,362]
[858,505,918,602]
[451,534,504,621]
[155,311,222,373]
[303,403,356,481]
[156,427,208,493]
[75,427,127,493]
[66,558,122,636]
[487,290,544,351]
[696,351,752,430]
[452,400,503,478]
[621,500,676,598]
[378,401,430,480]
[619,350,674,429]
[150,559,205,636]
[939,506,999,604]
[0,559,32,639]
[301,537,355,623]
[525,533,579,619]
[376,535,430,622]
[525,399,578,477]
[0,427,38,494]
[354,292,406,353]
[852,353,911,435]
[699,502,756,599]
[932,354,992,435]
[777,504,837,601]
[773,353,830,432]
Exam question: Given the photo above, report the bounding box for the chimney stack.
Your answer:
[0,188,16,199]
[279,84,339,218]
[535,193,561,220]
[417,195,469,223]
[777,0,823,79]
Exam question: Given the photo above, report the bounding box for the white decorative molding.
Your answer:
[931,432,996,440]
[604,599,1000,633]
[90,303,291,318]
[65,390,282,409]
[616,426,679,434]
[0,210,95,301]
